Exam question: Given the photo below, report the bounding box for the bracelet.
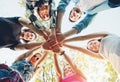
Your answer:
[60,51,65,55]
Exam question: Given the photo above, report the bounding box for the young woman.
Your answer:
[11,46,48,82]
[0,17,47,50]
[63,32,120,75]
[53,52,87,82]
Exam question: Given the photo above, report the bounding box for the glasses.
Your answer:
[33,55,40,60]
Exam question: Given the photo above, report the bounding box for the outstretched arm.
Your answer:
[62,14,97,39]
[33,50,49,75]
[15,45,42,62]
[56,0,71,33]
[63,32,109,43]
[53,53,62,82]
[63,44,103,59]
[14,42,43,50]
[62,52,87,80]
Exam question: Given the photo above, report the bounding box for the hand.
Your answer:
[42,41,51,50]
[42,39,58,50]
[51,45,61,53]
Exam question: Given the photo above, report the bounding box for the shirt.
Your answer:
[62,73,86,82]
[57,0,119,33]
[99,34,120,74]
[0,17,22,49]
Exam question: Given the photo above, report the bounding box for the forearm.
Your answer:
[63,53,76,70]
[56,12,64,33]
[63,44,103,59]
[15,42,43,50]
[56,0,70,33]
[53,54,62,80]
[63,32,109,43]
[15,46,42,61]
[63,28,78,38]
[72,14,97,34]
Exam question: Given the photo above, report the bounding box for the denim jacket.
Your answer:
[57,0,120,33]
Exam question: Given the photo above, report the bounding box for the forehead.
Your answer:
[35,53,41,56]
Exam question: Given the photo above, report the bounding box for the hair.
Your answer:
[35,0,52,7]
[22,29,37,43]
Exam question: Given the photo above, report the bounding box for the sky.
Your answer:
[0,0,120,65]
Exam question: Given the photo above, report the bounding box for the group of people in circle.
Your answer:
[0,0,120,82]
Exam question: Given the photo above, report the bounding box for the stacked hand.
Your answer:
[42,31,65,53]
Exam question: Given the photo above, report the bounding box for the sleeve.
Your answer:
[73,13,97,33]
[57,0,71,13]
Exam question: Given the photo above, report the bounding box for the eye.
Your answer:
[36,58,39,60]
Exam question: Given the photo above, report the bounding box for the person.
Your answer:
[36,0,53,21]
[55,0,120,42]
[63,32,120,75]
[0,64,24,82]
[26,0,55,27]
[0,17,47,50]
[11,46,48,82]
[53,52,87,82]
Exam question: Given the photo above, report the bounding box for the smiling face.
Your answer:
[22,31,36,42]
[37,2,50,21]
[29,53,41,66]
[64,64,73,76]
[69,7,82,22]
[87,39,100,53]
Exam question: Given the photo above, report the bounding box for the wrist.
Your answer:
[60,51,65,55]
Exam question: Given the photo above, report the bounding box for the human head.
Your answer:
[87,39,101,53]
[21,29,37,43]
[69,7,82,22]
[29,53,42,66]
[63,64,73,76]
[37,0,52,21]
